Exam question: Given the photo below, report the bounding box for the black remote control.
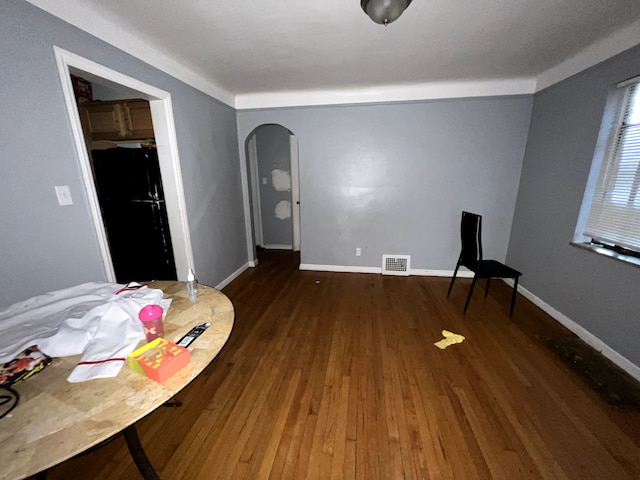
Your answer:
[176,322,211,348]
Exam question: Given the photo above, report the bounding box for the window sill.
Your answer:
[570,242,640,269]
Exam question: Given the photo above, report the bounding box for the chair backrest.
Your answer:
[459,211,483,269]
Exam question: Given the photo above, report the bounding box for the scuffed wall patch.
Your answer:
[275,200,292,220]
[271,169,291,192]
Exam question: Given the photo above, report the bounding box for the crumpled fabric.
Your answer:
[0,282,171,382]
[434,330,465,349]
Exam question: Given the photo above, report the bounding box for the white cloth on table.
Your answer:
[0,282,171,382]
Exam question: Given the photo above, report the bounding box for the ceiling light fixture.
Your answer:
[361,0,413,26]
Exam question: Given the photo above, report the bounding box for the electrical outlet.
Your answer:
[355,247,362,256]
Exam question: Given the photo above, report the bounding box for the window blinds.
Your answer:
[584,78,640,252]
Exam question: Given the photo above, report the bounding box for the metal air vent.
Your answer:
[381,254,410,276]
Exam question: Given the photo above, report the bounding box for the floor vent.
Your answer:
[382,254,411,276]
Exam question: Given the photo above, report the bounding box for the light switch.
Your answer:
[262,177,267,185]
[55,185,73,206]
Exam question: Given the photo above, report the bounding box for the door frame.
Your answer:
[54,46,194,281]
[247,125,301,253]
[290,134,301,252]
[247,135,264,248]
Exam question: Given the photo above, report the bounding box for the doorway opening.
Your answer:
[54,47,194,282]
[246,124,300,258]
[89,140,177,283]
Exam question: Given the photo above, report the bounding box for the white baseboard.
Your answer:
[216,262,251,290]
[505,279,640,383]
[410,268,474,278]
[300,264,476,277]
[300,264,382,274]
[248,259,259,267]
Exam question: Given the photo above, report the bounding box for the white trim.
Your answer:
[409,269,474,278]
[28,0,234,107]
[618,74,640,88]
[503,279,640,383]
[536,17,640,92]
[215,262,251,290]
[298,265,476,277]
[263,244,293,250]
[235,78,536,110]
[54,49,115,280]
[248,259,259,268]
[239,134,256,267]
[148,96,195,280]
[248,135,264,247]
[53,46,194,281]
[300,264,382,274]
[290,135,301,252]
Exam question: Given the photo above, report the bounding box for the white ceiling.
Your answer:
[27,0,640,108]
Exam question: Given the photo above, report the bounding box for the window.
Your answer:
[579,75,640,259]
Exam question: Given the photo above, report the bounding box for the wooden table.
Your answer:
[0,281,234,480]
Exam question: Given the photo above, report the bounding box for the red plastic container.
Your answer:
[138,304,164,342]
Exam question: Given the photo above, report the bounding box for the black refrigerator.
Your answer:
[91,147,177,283]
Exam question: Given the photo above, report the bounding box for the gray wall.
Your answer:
[255,125,293,247]
[238,97,533,270]
[507,44,640,366]
[0,1,247,308]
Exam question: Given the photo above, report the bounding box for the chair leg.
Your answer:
[463,275,478,314]
[484,277,491,297]
[509,277,519,317]
[447,264,460,298]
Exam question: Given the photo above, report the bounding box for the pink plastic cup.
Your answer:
[138,304,164,342]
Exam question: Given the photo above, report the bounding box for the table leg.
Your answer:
[123,425,161,480]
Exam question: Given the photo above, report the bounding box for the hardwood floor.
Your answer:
[46,250,640,479]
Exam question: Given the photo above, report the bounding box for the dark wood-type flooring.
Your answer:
[45,250,640,479]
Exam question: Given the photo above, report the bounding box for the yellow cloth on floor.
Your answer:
[434,330,465,349]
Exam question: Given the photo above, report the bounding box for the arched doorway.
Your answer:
[246,124,300,256]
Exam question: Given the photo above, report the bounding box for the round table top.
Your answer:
[0,281,234,480]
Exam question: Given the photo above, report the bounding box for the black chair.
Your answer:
[447,211,522,316]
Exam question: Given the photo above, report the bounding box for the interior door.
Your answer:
[91,147,177,283]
